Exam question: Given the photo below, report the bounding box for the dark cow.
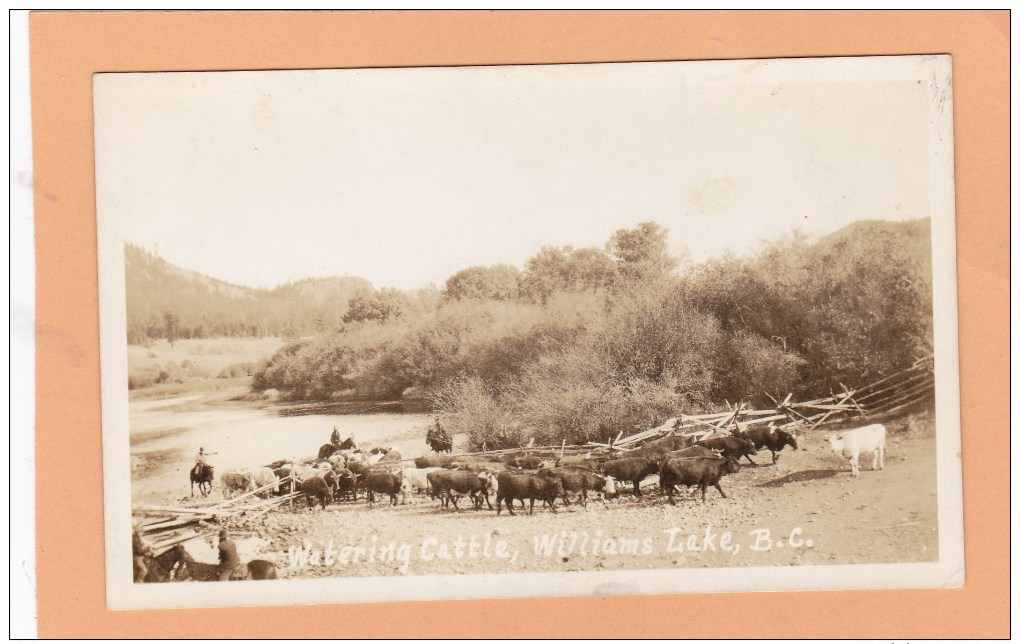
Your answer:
[414,454,459,469]
[626,434,700,460]
[427,470,496,511]
[495,473,563,516]
[537,466,616,508]
[643,434,700,451]
[554,456,601,470]
[601,457,660,497]
[300,476,333,510]
[450,460,507,473]
[504,455,553,470]
[733,425,799,464]
[346,459,372,478]
[663,445,720,460]
[696,436,758,464]
[659,456,741,504]
[364,471,404,506]
[331,466,359,502]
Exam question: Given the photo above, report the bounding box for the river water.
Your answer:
[130,389,436,503]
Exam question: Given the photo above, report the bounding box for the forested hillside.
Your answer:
[249,219,934,449]
[125,244,374,344]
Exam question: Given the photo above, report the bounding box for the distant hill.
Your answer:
[815,218,933,292]
[125,244,372,344]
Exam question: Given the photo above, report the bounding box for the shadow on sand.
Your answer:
[757,469,838,488]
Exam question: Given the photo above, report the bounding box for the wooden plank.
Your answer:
[867,383,935,414]
[866,380,936,411]
[852,362,930,395]
[855,371,933,403]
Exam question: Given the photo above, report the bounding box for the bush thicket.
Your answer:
[243,218,933,448]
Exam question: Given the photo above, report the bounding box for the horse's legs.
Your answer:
[134,556,148,583]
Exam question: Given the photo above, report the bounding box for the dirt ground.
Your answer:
[204,417,939,578]
[130,381,938,577]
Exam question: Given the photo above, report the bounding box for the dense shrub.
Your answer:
[250,219,935,443]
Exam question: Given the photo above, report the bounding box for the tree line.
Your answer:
[250,219,933,449]
[125,244,397,344]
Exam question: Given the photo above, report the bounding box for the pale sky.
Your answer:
[93,56,945,290]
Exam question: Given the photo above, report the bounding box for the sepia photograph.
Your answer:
[94,54,963,610]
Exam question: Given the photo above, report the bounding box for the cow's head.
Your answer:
[828,434,844,455]
[780,430,798,450]
[479,471,499,494]
[602,475,617,497]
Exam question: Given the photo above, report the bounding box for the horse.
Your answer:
[426,427,453,453]
[174,545,279,581]
[317,443,338,459]
[190,463,214,497]
[140,544,188,583]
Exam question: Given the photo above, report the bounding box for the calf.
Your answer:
[829,423,886,477]
[659,456,741,504]
[427,470,496,511]
[696,436,758,464]
[537,466,616,508]
[378,448,402,463]
[601,457,660,497]
[496,473,563,516]
[364,471,404,506]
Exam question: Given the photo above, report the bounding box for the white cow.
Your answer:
[251,466,279,497]
[401,467,443,496]
[829,423,886,477]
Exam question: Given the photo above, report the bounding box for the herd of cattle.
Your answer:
[213,422,888,514]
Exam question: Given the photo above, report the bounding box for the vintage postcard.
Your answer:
[95,54,963,610]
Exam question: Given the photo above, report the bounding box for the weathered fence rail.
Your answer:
[133,356,935,529]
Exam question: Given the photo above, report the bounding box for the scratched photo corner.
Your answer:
[94,54,964,611]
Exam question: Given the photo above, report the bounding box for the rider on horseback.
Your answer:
[330,425,341,448]
[132,521,153,582]
[426,417,453,452]
[217,529,241,581]
[193,447,217,475]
